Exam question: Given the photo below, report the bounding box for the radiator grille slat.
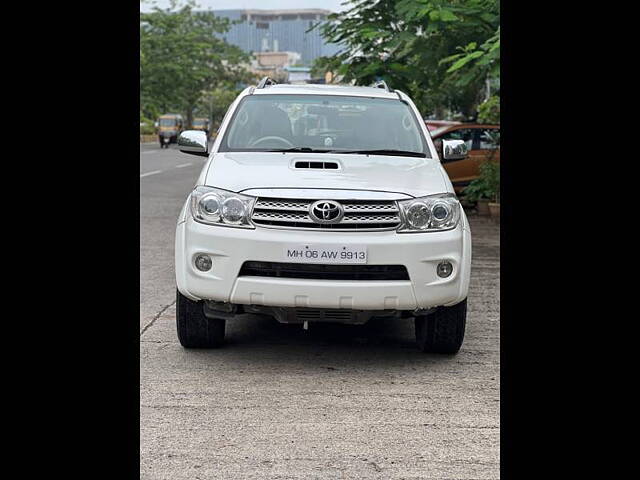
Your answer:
[251,197,401,231]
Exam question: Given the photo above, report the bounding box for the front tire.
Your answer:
[176,289,225,348]
[415,299,467,354]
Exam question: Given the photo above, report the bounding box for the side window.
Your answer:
[440,128,475,151]
[478,128,500,149]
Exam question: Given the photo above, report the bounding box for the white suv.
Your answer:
[175,79,472,353]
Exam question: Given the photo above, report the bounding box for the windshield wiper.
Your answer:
[261,147,426,157]
[335,149,426,157]
[265,147,331,153]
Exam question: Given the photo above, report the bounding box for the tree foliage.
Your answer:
[313,0,499,119]
[140,0,254,126]
[196,87,239,132]
[477,94,499,124]
[441,25,499,87]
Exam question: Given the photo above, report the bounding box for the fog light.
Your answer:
[194,254,212,272]
[437,261,453,278]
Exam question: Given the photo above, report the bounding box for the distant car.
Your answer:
[430,123,500,193]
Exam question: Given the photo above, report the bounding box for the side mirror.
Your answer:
[178,130,209,157]
[442,139,468,161]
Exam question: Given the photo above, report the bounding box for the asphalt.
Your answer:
[140,143,500,479]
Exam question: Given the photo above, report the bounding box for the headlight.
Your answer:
[405,202,431,229]
[221,197,246,224]
[190,186,255,228]
[397,194,460,232]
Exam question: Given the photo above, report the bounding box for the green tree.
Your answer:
[312,0,499,119]
[140,0,252,126]
[195,86,240,134]
[441,26,499,87]
[477,94,499,124]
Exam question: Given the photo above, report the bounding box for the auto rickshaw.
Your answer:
[156,113,184,148]
[192,117,210,135]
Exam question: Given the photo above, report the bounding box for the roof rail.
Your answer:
[372,80,393,92]
[257,76,278,89]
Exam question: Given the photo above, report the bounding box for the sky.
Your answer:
[140,0,350,13]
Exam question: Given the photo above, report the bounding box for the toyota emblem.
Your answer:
[309,200,344,224]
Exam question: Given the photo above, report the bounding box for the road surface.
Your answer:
[140,142,500,479]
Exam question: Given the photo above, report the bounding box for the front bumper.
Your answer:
[176,211,471,311]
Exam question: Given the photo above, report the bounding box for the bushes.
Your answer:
[463,159,500,203]
[140,123,155,135]
[462,98,500,205]
[140,114,156,135]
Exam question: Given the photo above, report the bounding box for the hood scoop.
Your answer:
[294,161,340,170]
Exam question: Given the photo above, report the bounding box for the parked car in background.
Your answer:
[430,123,500,193]
[425,119,461,131]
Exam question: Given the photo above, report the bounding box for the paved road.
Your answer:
[140,143,500,479]
[140,142,208,331]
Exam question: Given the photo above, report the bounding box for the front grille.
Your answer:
[239,261,410,281]
[251,197,401,230]
[294,308,356,322]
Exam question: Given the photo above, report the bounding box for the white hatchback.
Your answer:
[175,79,471,353]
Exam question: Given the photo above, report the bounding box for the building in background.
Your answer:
[285,66,312,84]
[250,51,302,82]
[212,9,340,66]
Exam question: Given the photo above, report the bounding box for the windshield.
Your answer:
[159,118,177,126]
[219,94,430,157]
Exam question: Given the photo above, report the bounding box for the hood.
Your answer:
[203,152,451,199]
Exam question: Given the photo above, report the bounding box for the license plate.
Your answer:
[284,244,367,264]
